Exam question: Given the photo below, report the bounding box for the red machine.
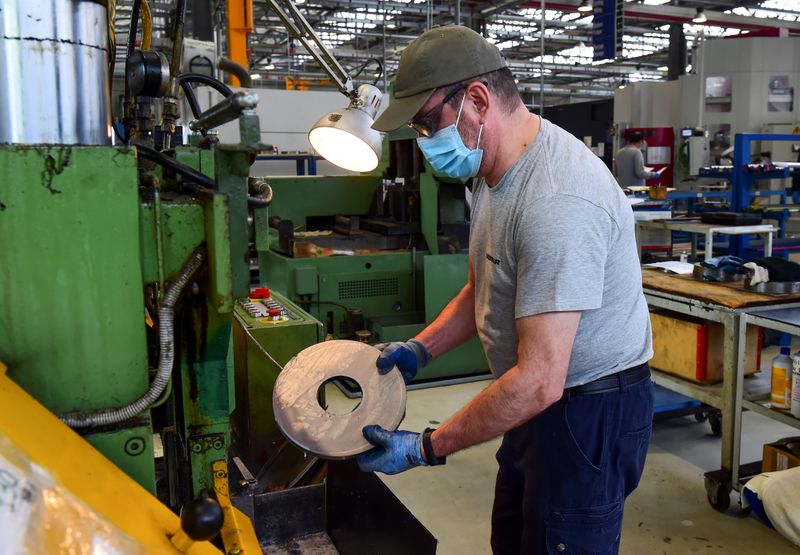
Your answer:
[625,127,675,187]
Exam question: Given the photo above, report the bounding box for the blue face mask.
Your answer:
[416,94,484,179]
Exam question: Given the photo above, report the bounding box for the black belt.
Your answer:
[565,363,650,398]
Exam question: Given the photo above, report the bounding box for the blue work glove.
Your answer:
[375,339,432,384]
[356,425,427,475]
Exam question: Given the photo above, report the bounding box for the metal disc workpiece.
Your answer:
[272,340,407,459]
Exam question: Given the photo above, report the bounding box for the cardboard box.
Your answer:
[649,310,762,384]
[762,437,800,472]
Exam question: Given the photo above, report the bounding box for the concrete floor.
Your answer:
[364,380,800,554]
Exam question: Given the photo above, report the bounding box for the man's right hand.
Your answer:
[375,339,432,384]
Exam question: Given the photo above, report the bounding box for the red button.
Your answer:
[250,287,270,299]
[267,309,282,317]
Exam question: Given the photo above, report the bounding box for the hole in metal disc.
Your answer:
[317,376,362,415]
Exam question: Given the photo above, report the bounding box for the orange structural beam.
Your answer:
[227,0,253,86]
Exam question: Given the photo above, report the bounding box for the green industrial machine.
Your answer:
[259,138,490,385]
[0,140,268,503]
[0,2,449,552]
[0,0,312,512]
[231,291,322,473]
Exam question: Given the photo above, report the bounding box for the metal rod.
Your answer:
[455,0,461,25]
[265,0,353,94]
[539,0,545,116]
[696,28,706,128]
[382,0,388,93]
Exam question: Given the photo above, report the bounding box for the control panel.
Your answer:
[237,287,303,324]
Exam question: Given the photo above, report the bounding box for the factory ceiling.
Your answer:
[113,0,800,107]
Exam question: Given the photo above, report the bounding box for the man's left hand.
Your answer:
[356,425,428,475]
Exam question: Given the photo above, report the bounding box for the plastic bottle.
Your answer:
[792,352,800,418]
[771,347,792,409]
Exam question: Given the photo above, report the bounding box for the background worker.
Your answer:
[356,25,654,554]
[615,131,660,188]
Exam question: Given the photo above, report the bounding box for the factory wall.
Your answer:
[616,36,800,136]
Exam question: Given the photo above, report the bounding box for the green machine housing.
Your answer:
[259,138,489,385]
[0,127,319,508]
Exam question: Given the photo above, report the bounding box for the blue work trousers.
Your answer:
[490,370,654,555]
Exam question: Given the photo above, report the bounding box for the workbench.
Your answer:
[642,269,800,511]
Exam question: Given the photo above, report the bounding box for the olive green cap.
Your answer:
[372,25,507,132]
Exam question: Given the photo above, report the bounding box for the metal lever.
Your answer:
[189,91,259,132]
[232,456,258,490]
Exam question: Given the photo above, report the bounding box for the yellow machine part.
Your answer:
[213,460,262,554]
[0,363,259,554]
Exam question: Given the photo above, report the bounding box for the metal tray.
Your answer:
[745,280,800,295]
[693,264,746,282]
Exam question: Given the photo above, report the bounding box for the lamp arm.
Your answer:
[265,0,355,96]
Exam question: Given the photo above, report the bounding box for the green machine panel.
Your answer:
[262,250,419,331]
[232,290,322,471]
[372,254,488,383]
[0,146,155,491]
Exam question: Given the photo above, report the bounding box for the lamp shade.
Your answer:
[309,84,383,173]
[692,8,707,23]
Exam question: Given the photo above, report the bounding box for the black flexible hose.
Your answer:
[177,73,234,98]
[126,0,141,60]
[136,145,270,208]
[137,144,218,189]
[351,57,384,85]
[182,82,203,120]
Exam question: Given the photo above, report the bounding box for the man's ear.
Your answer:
[466,82,490,123]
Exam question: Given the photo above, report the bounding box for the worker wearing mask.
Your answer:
[614,131,660,188]
[356,26,654,555]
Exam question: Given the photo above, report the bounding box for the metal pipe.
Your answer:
[696,28,706,128]
[382,0,388,94]
[190,91,258,131]
[539,0,545,116]
[217,56,253,87]
[455,0,461,25]
[60,249,205,428]
[0,0,111,145]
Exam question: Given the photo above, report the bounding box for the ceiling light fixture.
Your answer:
[577,0,593,13]
[266,0,383,172]
[692,7,707,23]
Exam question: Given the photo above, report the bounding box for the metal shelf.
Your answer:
[651,370,724,409]
[741,399,800,431]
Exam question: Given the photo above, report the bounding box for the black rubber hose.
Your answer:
[137,144,218,189]
[136,145,270,208]
[217,57,252,88]
[126,0,141,60]
[182,82,202,119]
[176,73,234,98]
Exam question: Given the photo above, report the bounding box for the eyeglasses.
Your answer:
[408,84,468,138]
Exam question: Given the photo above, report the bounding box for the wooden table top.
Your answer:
[642,268,800,309]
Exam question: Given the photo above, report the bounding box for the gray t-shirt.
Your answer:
[470,117,653,387]
[614,145,654,187]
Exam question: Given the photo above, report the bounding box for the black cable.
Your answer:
[137,144,218,190]
[121,0,142,145]
[176,73,234,98]
[136,144,271,208]
[296,299,352,313]
[181,82,203,120]
[112,123,128,146]
[126,0,141,60]
[350,57,384,85]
